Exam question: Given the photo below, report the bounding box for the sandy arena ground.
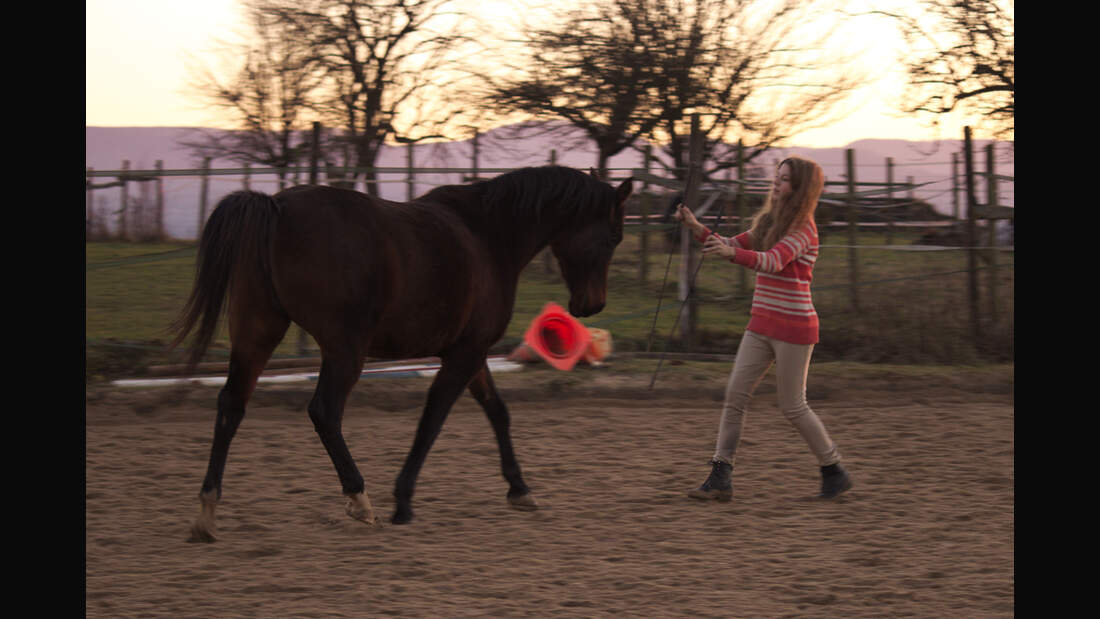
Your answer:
[85,362,1014,617]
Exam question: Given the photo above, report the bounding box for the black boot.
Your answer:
[687,458,733,502]
[819,463,853,499]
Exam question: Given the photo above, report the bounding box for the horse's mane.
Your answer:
[419,165,615,226]
[482,165,614,220]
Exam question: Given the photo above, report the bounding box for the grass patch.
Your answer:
[86,227,1013,381]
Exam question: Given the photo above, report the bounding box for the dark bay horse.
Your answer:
[170,165,633,541]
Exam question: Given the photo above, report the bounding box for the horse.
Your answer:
[170,165,633,541]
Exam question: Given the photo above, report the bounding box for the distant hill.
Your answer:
[85,124,1013,241]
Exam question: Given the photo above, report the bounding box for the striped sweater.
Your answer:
[697,221,820,345]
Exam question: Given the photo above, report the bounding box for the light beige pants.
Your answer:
[714,330,840,467]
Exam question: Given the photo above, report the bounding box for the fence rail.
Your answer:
[86,123,1012,349]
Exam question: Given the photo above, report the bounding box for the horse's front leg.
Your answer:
[392,352,483,524]
[467,361,537,511]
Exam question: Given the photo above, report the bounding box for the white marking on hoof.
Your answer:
[188,491,219,542]
[346,493,384,528]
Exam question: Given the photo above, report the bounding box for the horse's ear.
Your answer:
[616,177,634,203]
[613,177,633,221]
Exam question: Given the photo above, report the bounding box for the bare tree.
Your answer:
[479,1,666,178]
[479,0,864,181]
[868,0,1013,140]
[183,4,325,188]
[640,0,863,180]
[257,0,476,196]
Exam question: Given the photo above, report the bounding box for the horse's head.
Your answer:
[551,172,633,317]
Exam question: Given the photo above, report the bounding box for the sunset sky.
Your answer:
[85,0,995,149]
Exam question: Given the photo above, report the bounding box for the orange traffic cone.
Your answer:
[523,302,592,371]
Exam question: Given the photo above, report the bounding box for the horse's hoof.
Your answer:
[190,493,219,542]
[345,498,384,528]
[187,523,217,543]
[391,508,413,525]
[508,492,539,511]
[347,511,384,528]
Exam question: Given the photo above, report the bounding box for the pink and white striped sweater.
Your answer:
[697,221,820,345]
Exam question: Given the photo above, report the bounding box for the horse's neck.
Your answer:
[481,218,550,275]
[433,188,557,271]
[493,210,561,271]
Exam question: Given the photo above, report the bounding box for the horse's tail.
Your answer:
[169,190,281,371]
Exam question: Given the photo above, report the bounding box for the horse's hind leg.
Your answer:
[189,314,289,543]
[308,344,380,527]
[467,362,538,511]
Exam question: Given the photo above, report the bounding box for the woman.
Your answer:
[674,156,852,501]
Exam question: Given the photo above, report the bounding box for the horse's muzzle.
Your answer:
[569,297,605,318]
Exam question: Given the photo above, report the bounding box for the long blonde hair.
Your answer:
[749,156,825,251]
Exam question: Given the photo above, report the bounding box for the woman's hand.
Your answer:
[674,204,705,236]
[702,234,736,260]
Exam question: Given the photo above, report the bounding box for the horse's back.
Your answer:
[273,185,391,244]
[267,185,493,356]
[270,184,472,270]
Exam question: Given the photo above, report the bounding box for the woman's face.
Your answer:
[773,162,794,204]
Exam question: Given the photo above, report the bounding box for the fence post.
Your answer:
[471,128,480,181]
[951,152,960,220]
[406,140,415,201]
[639,143,651,285]
[908,176,920,237]
[120,160,130,241]
[985,143,998,325]
[198,157,211,236]
[243,162,251,190]
[885,157,894,245]
[963,127,981,343]
[155,160,165,241]
[845,149,860,312]
[309,122,321,185]
[736,139,748,308]
[86,167,95,238]
[679,113,703,347]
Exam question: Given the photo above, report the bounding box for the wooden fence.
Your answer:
[86,123,1012,346]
